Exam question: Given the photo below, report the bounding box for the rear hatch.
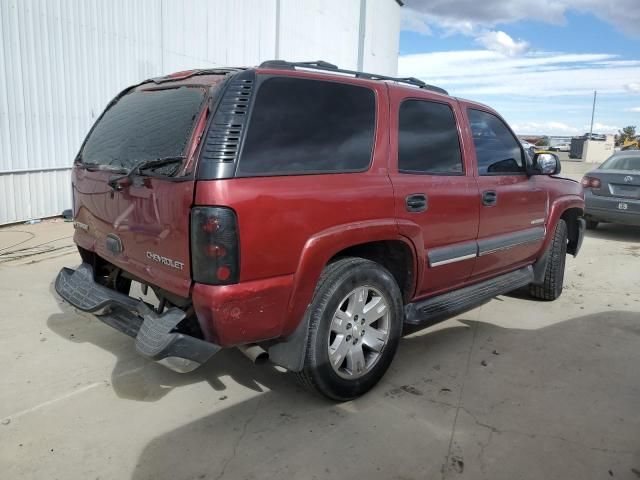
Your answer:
[72,81,212,297]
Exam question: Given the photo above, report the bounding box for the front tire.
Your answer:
[296,257,403,401]
[529,219,568,300]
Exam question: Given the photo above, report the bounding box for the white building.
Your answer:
[0,0,402,224]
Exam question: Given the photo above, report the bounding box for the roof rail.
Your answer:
[258,60,448,95]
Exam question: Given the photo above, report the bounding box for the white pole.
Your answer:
[589,90,597,138]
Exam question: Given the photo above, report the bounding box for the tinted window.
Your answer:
[468,109,525,175]
[81,87,205,170]
[599,155,640,171]
[398,100,462,174]
[237,77,375,176]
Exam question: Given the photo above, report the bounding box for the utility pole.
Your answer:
[589,90,597,138]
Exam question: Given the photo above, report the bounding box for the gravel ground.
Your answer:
[1,220,639,480]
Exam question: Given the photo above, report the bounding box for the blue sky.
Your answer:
[398,1,640,136]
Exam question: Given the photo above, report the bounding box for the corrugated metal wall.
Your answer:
[0,0,401,224]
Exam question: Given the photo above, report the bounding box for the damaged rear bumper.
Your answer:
[54,263,220,372]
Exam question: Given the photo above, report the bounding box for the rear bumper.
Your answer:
[585,192,640,226]
[55,263,220,372]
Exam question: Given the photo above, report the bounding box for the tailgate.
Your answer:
[73,171,194,297]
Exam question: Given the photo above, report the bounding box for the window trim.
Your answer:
[234,74,378,178]
[397,98,466,176]
[467,108,527,177]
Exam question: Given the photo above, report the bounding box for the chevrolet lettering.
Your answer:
[146,251,185,270]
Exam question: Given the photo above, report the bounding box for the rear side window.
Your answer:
[398,100,463,174]
[81,87,205,170]
[237,77,376,176]
[468,109,525,175]
[599,155,640,171]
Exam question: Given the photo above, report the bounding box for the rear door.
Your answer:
[390,91,480,296]
[72,85,209,297]
[463,106,547,280]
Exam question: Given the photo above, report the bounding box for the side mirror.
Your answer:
[533,152,561,175]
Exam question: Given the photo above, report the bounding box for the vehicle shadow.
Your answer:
[47,281,477,402]
[47,281,295,402]
[129,311,640,480]
[47,308,300,401]
[46,300,470,404]
[585,223,640,243]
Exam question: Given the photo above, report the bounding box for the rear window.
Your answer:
[600,155,640,171]
[237,76,376,176]
[81,86,205,170]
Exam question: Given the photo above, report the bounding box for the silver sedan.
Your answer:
[582,152,640,228]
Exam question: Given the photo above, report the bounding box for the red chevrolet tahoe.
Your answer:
[55,60,585,400]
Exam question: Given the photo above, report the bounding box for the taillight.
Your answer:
[191,207,239,285]
[581,176,601,189]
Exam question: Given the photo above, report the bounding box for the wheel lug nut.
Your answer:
[354,315,358,321]
[353,339,358,345]
[346,323,352,330]
[361,330,365,336]
[361,319,365,325]
[346,335,352,341]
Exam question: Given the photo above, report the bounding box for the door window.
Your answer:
[468,109,525,175]
[398,100,463,174]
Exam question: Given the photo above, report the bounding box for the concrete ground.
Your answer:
[1,219,639,480]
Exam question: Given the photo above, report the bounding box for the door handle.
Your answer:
[405,193,428,212]
[482,190,497,206]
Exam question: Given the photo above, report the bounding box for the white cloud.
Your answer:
[587,123,619,134]
[400,11,432,35]
[402,0,640,37]
[399,49,639,135]
[511,122,579,135]
[626,83,640,93]
[476,31,529,56]
[625,107,640,112]
[398,50,640,97]
[510,121,620,136]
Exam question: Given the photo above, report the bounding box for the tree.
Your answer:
[535,136,550,147]
[617,126,636,145]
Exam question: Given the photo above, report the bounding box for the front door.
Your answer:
[390,93,480,297]
[463,106,548,280]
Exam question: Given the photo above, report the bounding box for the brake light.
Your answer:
[191,207,239,285]
[167,69,197,79]
[581,176,601,189]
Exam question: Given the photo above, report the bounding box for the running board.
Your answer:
[404,265,534,326]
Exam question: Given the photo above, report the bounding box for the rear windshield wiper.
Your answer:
[78,163,128,173]
[107,157,185,191]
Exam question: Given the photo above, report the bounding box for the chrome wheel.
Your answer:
[328,285,391,379]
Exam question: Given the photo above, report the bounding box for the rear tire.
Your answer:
[586,219,598,230]
[529,219,568,301]
[296,257,403,401]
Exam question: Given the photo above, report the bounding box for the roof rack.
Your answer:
[258,60,448,95]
